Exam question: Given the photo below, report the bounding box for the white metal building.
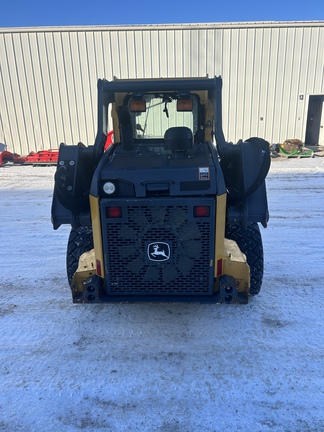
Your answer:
[0,21,323,155]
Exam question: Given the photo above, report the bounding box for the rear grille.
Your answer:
[101,198,215,296]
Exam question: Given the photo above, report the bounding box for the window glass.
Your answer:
[130,95,197,139]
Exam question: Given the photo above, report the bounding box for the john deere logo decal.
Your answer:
[148,242,170,262]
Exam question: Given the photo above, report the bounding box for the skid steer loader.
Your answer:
[51,76,270,304]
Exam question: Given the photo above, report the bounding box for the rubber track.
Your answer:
[66,226,94,286]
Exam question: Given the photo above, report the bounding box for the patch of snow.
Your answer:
[1,160,323,431]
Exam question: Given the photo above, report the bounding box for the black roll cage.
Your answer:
[93,76,228,160]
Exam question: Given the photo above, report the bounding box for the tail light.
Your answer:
[106,206,122,218]
[194,206,210,217]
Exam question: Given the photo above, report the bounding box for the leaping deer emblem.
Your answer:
[151,244,168,258]
[148,242,170,261]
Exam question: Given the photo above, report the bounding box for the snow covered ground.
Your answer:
[1,157,324,432]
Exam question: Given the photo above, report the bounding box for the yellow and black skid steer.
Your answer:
[51,76,270,304]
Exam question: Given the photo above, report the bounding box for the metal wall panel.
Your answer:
[0,22,323,154]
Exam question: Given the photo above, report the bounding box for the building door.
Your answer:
[305,95,324,146]
[319,101,324,146]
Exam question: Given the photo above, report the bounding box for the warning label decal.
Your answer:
[199,167,210,181]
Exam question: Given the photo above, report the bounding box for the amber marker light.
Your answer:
[177,99,193,111]
[130,99,146,112]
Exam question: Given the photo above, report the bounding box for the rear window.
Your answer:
[129,94,198,139]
